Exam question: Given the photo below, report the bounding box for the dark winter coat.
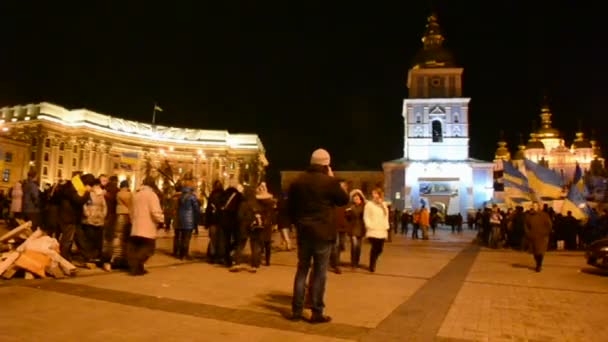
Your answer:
[58,181,91,225]
[287,164,349,241]
[205,188,224,227]
[177,186,201,231]
[524,210,553,255]
[22,179,40,213]
[346,204,365,237]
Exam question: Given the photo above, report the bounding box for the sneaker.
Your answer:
[85,263,97,270]
[248,267,258,273]
[332,267,342,274]
[309,314,332,324]
[102,263,112,272]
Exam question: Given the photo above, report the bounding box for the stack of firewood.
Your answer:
[0,221,77,280]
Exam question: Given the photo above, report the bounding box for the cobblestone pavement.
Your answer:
[1,227,606,341]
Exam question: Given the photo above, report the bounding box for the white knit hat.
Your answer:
[310,148,331,166]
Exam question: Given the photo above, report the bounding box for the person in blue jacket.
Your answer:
[174,178,201,260]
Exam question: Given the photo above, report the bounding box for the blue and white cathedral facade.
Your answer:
[383,14,494,214]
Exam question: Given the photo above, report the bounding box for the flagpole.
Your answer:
[152,103,157,125]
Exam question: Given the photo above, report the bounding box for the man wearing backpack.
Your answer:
[287,148,349,324]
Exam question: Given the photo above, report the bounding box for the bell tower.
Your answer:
[403,13,470,161]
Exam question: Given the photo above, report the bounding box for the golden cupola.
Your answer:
[494,132,510,160]
[572,131,592,149]
[513,134,527,160]
[412,13,456,69]
[526,133,545,150]
[535,98,561,140]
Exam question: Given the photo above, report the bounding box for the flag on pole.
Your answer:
[154,104,163,112]
[572,163,588,196]
[503,161,527,186]
[561,183,591,221]
[524,159,564,199]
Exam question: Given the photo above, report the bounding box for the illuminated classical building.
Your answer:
[0,102,267,192]
[493,99,603,182]
[383,14,494,214]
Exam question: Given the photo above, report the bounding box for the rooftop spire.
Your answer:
[540,96,553,129]
[421,13,445,50]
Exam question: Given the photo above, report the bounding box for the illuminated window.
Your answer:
[2,169,9,182]
[30,152,36,161]
[432,120,443,143]
[44,153,49,162]
[73,158,77,167]
[416,114,421,124]
[73,145,78,153]
[45,139,50,148]
[57,169,62,178]
[59,142,64,151]
[31,138,37,146]
[4,152,12,162]
[43,167,48,176]
[453,114,459,123]
[58,156,63,165]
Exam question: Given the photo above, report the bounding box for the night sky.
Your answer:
[0,2,605,189]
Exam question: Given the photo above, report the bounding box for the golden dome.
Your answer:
[534,102,561,139]
[526,133,545,150]
[572,132,592,149]
[412,13,457,69]
[495,141,510,159]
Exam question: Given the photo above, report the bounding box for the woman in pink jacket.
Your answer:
[128,177,164,276]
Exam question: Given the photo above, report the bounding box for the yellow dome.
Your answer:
[535,103,561,139]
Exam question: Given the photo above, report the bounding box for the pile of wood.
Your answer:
[0,221,77,280]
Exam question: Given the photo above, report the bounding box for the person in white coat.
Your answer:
[364,187,390,273]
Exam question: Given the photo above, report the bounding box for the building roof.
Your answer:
[0,102,265,152]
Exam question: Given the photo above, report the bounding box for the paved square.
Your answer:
[1,228,606,341]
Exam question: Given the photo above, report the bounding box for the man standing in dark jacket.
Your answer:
[58,173,94,261]
[287,148,349,323]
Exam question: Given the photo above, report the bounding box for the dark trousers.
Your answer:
[262,240,271,266]
[330,232,345,269]
[350,235,362,267]
[127,236,155,275]
[207,224,221,261]
[292,235,332,316]
[249,229,263,268]
[400,222,408,235]
[412,223,419,239]
[369,237,385,272]
[59,222,77,261]
[78,224,104,262]
[534,254,544,270]
[223,226,237,266]
[173,229,193,259]
[23,211,42,232]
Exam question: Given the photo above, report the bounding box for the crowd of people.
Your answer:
[3,147,608,324]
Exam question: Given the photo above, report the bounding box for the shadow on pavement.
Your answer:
[255,291,293,316]
[511,263,536,271]
[580,267,608,277]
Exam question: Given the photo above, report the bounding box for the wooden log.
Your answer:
[14,250,51,278]
[0,251,20,275]
[2,265,18,279]
[0,221,32,242]
[15,229,45,253]
[47,250,77,275]
[45,265,66,279]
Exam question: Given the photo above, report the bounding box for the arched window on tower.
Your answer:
[432,120,443,143]
[415,113,421,124]
[453,114,459,123]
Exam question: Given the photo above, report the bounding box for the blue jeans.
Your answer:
[292,235,332,316]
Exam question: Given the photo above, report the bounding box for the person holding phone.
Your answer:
[287,148,349,324]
